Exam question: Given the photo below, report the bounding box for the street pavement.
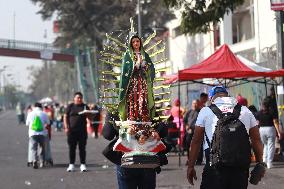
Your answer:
[0,110,284,189]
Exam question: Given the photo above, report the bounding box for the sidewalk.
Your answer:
[157,152,284,189]
[1,110,284,188]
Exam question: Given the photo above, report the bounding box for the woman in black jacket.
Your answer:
[255,101,282,169]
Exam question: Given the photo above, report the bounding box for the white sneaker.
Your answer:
[91,132,95,138]
[267,162,273,169]
[67,164,75,172]
[80,164,87,172]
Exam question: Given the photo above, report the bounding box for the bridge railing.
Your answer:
[0,38,65,54]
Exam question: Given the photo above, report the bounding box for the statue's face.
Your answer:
[131,37,141,51]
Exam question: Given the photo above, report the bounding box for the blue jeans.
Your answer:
[116,165,156,189]
[30,135,45,162]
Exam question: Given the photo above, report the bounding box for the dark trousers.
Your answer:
[279,138,284,156]
[116,165,156,189]
[202,149,249,189]
[92,124,99,137]
[67,132,87,164]
[185,133,203,164]
[17,113,25,124]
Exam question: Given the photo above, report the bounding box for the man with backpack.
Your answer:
[26,102,50,169]
[187,85,265,189]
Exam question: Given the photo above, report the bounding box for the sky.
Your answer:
[0,0,56,92]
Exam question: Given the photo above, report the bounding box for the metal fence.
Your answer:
[0,38,62,53]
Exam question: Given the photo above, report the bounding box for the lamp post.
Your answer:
[0,65,9,110]
[137,0,142,36]
[0,65,8,93]
[136,0,151,36]
[0,69,4,94]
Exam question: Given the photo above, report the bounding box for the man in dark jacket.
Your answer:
[183,99,201,164]
[102,110,170,189]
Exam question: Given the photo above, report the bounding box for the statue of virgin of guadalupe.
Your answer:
[118,34,156,122]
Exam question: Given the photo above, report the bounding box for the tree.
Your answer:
[29,0,174,103]
[3,85,19,108]
[164,0,245,34]
[28,62,76,103]
[30,0,174,48]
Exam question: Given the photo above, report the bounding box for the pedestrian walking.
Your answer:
[64,92,91,172]
[16,102,25,125]
[103,32,170,188]
[26,102,50,169]
[255,100,282,168]
[183,99,201,164]
[54,103,64,131]
[187,85,264,189]
[102,110,170,189]
[43,105,54,166]
[195,92,209,163]
[199,92,208,108]
[26,104,34,167]
[89,103,101,139]
[170,98,185,149]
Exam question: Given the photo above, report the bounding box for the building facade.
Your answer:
[166,0,278,109]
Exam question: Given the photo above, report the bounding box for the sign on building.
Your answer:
[40,49,53,60]
[271,0,284,11]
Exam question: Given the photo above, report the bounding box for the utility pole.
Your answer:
[13,12,16,41]
[276,11,284,125]
[137,0,142,36]
[276,12,284,74]
[271,0,284,126]
[43,29,51,96]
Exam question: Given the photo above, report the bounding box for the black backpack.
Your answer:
[205,103,251,168]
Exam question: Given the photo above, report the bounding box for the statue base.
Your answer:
[121,152,160,169]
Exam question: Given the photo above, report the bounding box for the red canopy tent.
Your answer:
[165,44,284,86]
[163,44,284,166]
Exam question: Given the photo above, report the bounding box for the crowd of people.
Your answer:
[21,85,284,189]
[163,87,284,170]
[19,88,284,189]
[24,92,101,171]
[19,30,283,189]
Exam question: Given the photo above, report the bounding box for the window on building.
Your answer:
[232,0,254,44]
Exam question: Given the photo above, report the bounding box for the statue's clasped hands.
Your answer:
[135,60,146,69]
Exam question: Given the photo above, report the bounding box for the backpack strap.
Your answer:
[204,131,211,147]
[232,103,242,118]
[209,104,223,119]
[206,104,223,147]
